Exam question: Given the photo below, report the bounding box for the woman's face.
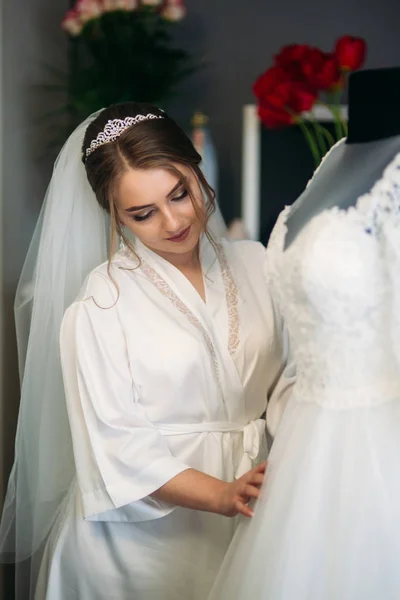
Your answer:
[115,165,205,259]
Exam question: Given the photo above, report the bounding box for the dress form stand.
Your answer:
[284,67,400,250]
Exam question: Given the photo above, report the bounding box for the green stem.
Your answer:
[335,80,349,137]
[340,116,348,137]
[309,102,337,148]
[296,118,321,167]
[325,88,348,140]
[334,105,346,139]
[325,103,342,142]
[308,115,327,156]
[317,122,336,148]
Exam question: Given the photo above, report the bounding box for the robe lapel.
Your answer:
[130,236,247,423]
[201,239,246,423]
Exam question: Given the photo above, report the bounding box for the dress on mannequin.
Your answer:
[209,67,400,600]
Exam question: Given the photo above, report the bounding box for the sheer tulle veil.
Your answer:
[0,109,226,595]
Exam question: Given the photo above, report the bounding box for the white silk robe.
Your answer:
[35,235,295,600]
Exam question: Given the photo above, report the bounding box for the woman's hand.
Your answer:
[218,461,267,518]
[151,461,267,518]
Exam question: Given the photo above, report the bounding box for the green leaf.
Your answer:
[40,10,198,136]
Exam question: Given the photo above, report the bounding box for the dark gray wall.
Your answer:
[170,0,400,224]
[2,0,67,469]
[1,1,67,596]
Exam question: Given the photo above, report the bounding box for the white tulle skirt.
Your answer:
[209,394,400,600]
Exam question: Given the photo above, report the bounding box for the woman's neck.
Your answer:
[162,247,201,272]
[347,67,400,144]
[142,240,202,272]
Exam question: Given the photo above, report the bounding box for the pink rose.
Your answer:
[161,0,186,21]
[102,0,117,12]
[122,0,138,9]
[61,9,83,36]
[76,0,102,22]
[113,0,137,9]
[141,0,163,6]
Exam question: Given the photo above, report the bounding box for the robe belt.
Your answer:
[158,418,266,479]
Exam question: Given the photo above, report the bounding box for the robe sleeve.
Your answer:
[60,271,191,523]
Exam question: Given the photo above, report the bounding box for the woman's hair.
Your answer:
[82,102,216,263]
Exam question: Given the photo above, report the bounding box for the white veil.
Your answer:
[0,110,227,591]
[0,113,108,573]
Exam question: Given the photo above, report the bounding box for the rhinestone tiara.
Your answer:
[85,113,164,158]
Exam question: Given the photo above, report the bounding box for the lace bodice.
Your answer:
[266,150,400,409]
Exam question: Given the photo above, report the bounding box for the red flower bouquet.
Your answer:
[253,36,367,165]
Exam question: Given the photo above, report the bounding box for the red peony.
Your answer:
[257,104,294,129]
[300,48,342,91]
[253,66,317,129]
[253,66,288,100]
[274,44,311,80]
[286,81,318,113]
[274,44,343,92]
[334,35,367,72]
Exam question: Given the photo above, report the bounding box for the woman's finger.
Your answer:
[243,485,261,501]
[254,461,267,473]
[250,473,265,487]
[237,501,254,518]
[240,461,266,483]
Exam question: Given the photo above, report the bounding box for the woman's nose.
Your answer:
[162,207,181,234]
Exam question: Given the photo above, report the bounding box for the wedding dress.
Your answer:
[209,150,400,600]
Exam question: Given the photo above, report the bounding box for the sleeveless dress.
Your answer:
[209,151,400,600]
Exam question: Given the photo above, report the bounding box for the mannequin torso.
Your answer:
[284,66,400,250]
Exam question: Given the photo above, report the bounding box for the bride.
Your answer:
[0,102,295,599]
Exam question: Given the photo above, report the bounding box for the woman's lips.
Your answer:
[167,226,191,242]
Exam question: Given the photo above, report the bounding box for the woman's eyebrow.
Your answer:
[166,180,184,198]
[125,203,154,213]
[125,180,184,212]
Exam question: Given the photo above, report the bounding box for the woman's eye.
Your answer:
[132,210,154,222]
[172,189,188,202]
[130,190,188,222]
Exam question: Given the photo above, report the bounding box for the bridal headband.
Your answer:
[85,113,164,158]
